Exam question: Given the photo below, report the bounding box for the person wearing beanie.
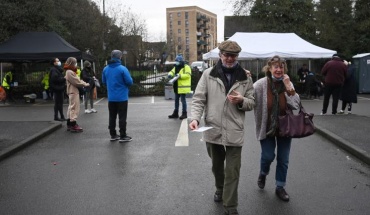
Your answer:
[81,60,97,114]
[64,57,90,132]
[320,53,347,115]
[189,40,255,215]
[49,58,66,121]
[102,50,133,142]
[167,54,192,120]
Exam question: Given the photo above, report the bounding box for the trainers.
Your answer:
[338,110,344,114]
[85,109,92,114]
[90,108,97,113]
[348,111,351,114]
[320,112,326,115]
[70,124,83,132]
[119,136,132,143]
[110,135,120,141]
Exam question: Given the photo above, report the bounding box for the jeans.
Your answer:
[108,101,128,137]
[206,143,242,209]
[260,136,292,187]
[84,89,94,109]
[322,85,342,114]
[174,93,187,113]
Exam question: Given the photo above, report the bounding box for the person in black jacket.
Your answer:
[81,60,97,113]
[338,61,357,114]
[49,58,66,121]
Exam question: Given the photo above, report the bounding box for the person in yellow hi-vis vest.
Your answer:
[41,71,52,99]
[2,70,13,102]
[167,54,192,120]
[76,66,84,101]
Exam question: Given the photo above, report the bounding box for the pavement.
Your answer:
[0,98,369,166]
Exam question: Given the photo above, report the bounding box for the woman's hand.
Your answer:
[283,74,293,91]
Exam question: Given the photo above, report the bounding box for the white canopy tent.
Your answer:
[203,32,336,60]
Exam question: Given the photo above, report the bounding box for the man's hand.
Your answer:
[189,120,198,130]
[227,90,243,104]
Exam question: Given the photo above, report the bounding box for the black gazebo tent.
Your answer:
[0,32,94,62]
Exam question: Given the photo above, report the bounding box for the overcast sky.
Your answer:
[92,0,234,42]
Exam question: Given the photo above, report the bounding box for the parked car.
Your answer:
[190,61,208,72]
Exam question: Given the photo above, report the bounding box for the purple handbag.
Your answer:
[278,102,315,138]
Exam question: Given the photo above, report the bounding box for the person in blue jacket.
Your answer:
[102,50,133,142]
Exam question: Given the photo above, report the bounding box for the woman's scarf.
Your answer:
[266,75,286,137]
[63,64,77,73]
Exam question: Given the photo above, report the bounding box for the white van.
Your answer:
[191,61,208,72]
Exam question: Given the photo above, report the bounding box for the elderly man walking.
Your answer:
[189,40,255,215]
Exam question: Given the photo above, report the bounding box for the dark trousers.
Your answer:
[322,85,342,114]
[206,143,242,209]
[53,90,64,119]
[108,101,128,137]
[341,102,352,112]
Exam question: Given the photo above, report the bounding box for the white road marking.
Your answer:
[175,119,189,147]
[94,97,105,104]
[152,96,155,103]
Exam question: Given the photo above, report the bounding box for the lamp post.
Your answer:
[207,33,214,51]
[122,50,127,66]
[207,33,214,67]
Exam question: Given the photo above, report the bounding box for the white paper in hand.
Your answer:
[192,126,213,132]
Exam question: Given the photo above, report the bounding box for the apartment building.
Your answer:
[166,6,217,64]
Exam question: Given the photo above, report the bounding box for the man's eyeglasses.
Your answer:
[222,53,238,59]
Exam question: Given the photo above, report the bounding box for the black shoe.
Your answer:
[224,208,239,215]
[257,174,266,189]
[119,135,132,143]
[54,117,61,121]
[179,112,187,120]
[110,135,120,141]
[275,187,290,202]
[168,110,179,118]
[214,191,222,202]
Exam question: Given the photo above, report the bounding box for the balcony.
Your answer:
[197,40,207,46]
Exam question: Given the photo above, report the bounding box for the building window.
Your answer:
[186,45,189,51]
[185,12,188,19]
[178,21,181,25]
[178,37,181,42]
[170,29,173,35]
[178,45,182,50]
[185,20,189,27]
[177,12,181,17]
[186,37,189,44]
[178,29,181,34]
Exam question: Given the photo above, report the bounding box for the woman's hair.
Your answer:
[50,57,58,65]
[65,57,77,66]
[262,55,288,73]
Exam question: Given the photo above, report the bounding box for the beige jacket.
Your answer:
[65,70,89,94]
[191,64,255,147]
